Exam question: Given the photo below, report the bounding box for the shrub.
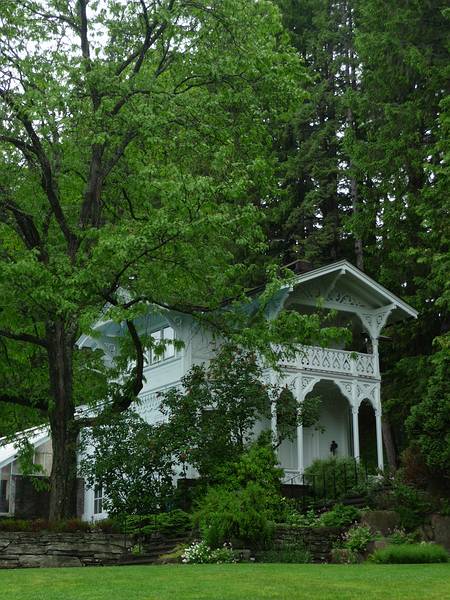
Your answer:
[0,519,29,532]
[319,504,360,528]
[93,518,121,534]
[439,499,450,517]
[181,541,236,564]
[391,481,433,530]
[371,543,449,564]
[51,519,88,533]
[342,525,372,554]
[388,528,419,545]
[304,457,367,501]
[284,508,321,528]
[0,518,91,533]
[194,439,281,549]
[331,547,360,564]
[258,544,311,563]
[124,509,192,536]
[195,482,274,549]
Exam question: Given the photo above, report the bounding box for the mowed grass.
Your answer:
[2,563,449,600]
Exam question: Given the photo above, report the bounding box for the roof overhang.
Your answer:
[280,260,418,321]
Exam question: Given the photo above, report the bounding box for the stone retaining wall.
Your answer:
[0,532,133,568]
[274,525,344,562]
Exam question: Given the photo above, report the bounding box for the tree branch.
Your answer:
[0,89,78,256]
[0,190,47,261]
[0,328,48,348]
[0,392,47,412]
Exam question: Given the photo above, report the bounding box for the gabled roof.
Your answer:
[284,259,418,319]
[0,426,50,470]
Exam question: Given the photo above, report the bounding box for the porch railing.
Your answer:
[282,345,376,378]
[282,458,374,509]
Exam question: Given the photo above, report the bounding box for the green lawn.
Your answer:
[1,563,449,600]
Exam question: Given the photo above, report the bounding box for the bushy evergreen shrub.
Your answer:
[194,438,281,548]
[124,509,192,536]
[195,482,274,548]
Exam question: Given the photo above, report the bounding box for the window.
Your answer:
[94,485,103,514]
[0,464,11,514]
[147,326,176,365]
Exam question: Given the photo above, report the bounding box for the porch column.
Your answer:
[375,385,384,471]
[375,409,383,471]
[351,405,360,461]
[269,370,278,450]
[372,337,380,378]
[295,377,304,474]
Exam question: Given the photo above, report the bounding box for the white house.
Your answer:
[0,260,417,521]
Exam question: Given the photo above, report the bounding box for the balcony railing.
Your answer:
[282,345,377,378]
[138,384,181,422]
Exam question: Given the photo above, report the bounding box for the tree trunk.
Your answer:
[382,418,398,472]
[47,321,78,520]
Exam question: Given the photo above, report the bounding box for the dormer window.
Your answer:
[147,326,176,365]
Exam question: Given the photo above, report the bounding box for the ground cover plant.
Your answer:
[371,543,449,564]
[0,564,449,600]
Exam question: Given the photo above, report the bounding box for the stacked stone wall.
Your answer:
[273,525,344,562]
[0,532,132,568]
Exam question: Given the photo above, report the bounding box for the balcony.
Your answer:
[281,345,377,379]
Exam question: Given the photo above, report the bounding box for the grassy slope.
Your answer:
[1,563,449,600]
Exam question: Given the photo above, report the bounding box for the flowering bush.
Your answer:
[342,525,372,554]
[285,508,321,527]
[388,528,419,545]
[181,541,236,564]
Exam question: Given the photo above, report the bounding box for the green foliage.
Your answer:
[390,481,433,531]
[14,438,49,492]
[160,346,313,483]
[275,0,449,498]
[181,541,236,564]
[406,336,450,477]
[92,519,121,534]
[304,458,367,501]
[195,482,274,550]
[331,548,360,565]
[342,525,373,554]
[80,411,175,516]
[0,0,312,519]
[257,544,311,563]
[371,544,448,564]
[160,346,273,481]
[283,508,321,528]
[388,528,420,546]
[319,504,360,528]
[0,518,91,533]
[124,510,192,537]
[439,499,450,517]
[214,432,283,494]
[194,440,281,549]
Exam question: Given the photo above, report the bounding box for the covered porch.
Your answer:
[270,370,383,480]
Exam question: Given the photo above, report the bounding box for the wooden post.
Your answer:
[296,376,304,474]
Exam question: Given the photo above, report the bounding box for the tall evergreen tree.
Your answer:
[273,0,359,266]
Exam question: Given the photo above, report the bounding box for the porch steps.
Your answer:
[341,494,369,508]
[117,535,190,565]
